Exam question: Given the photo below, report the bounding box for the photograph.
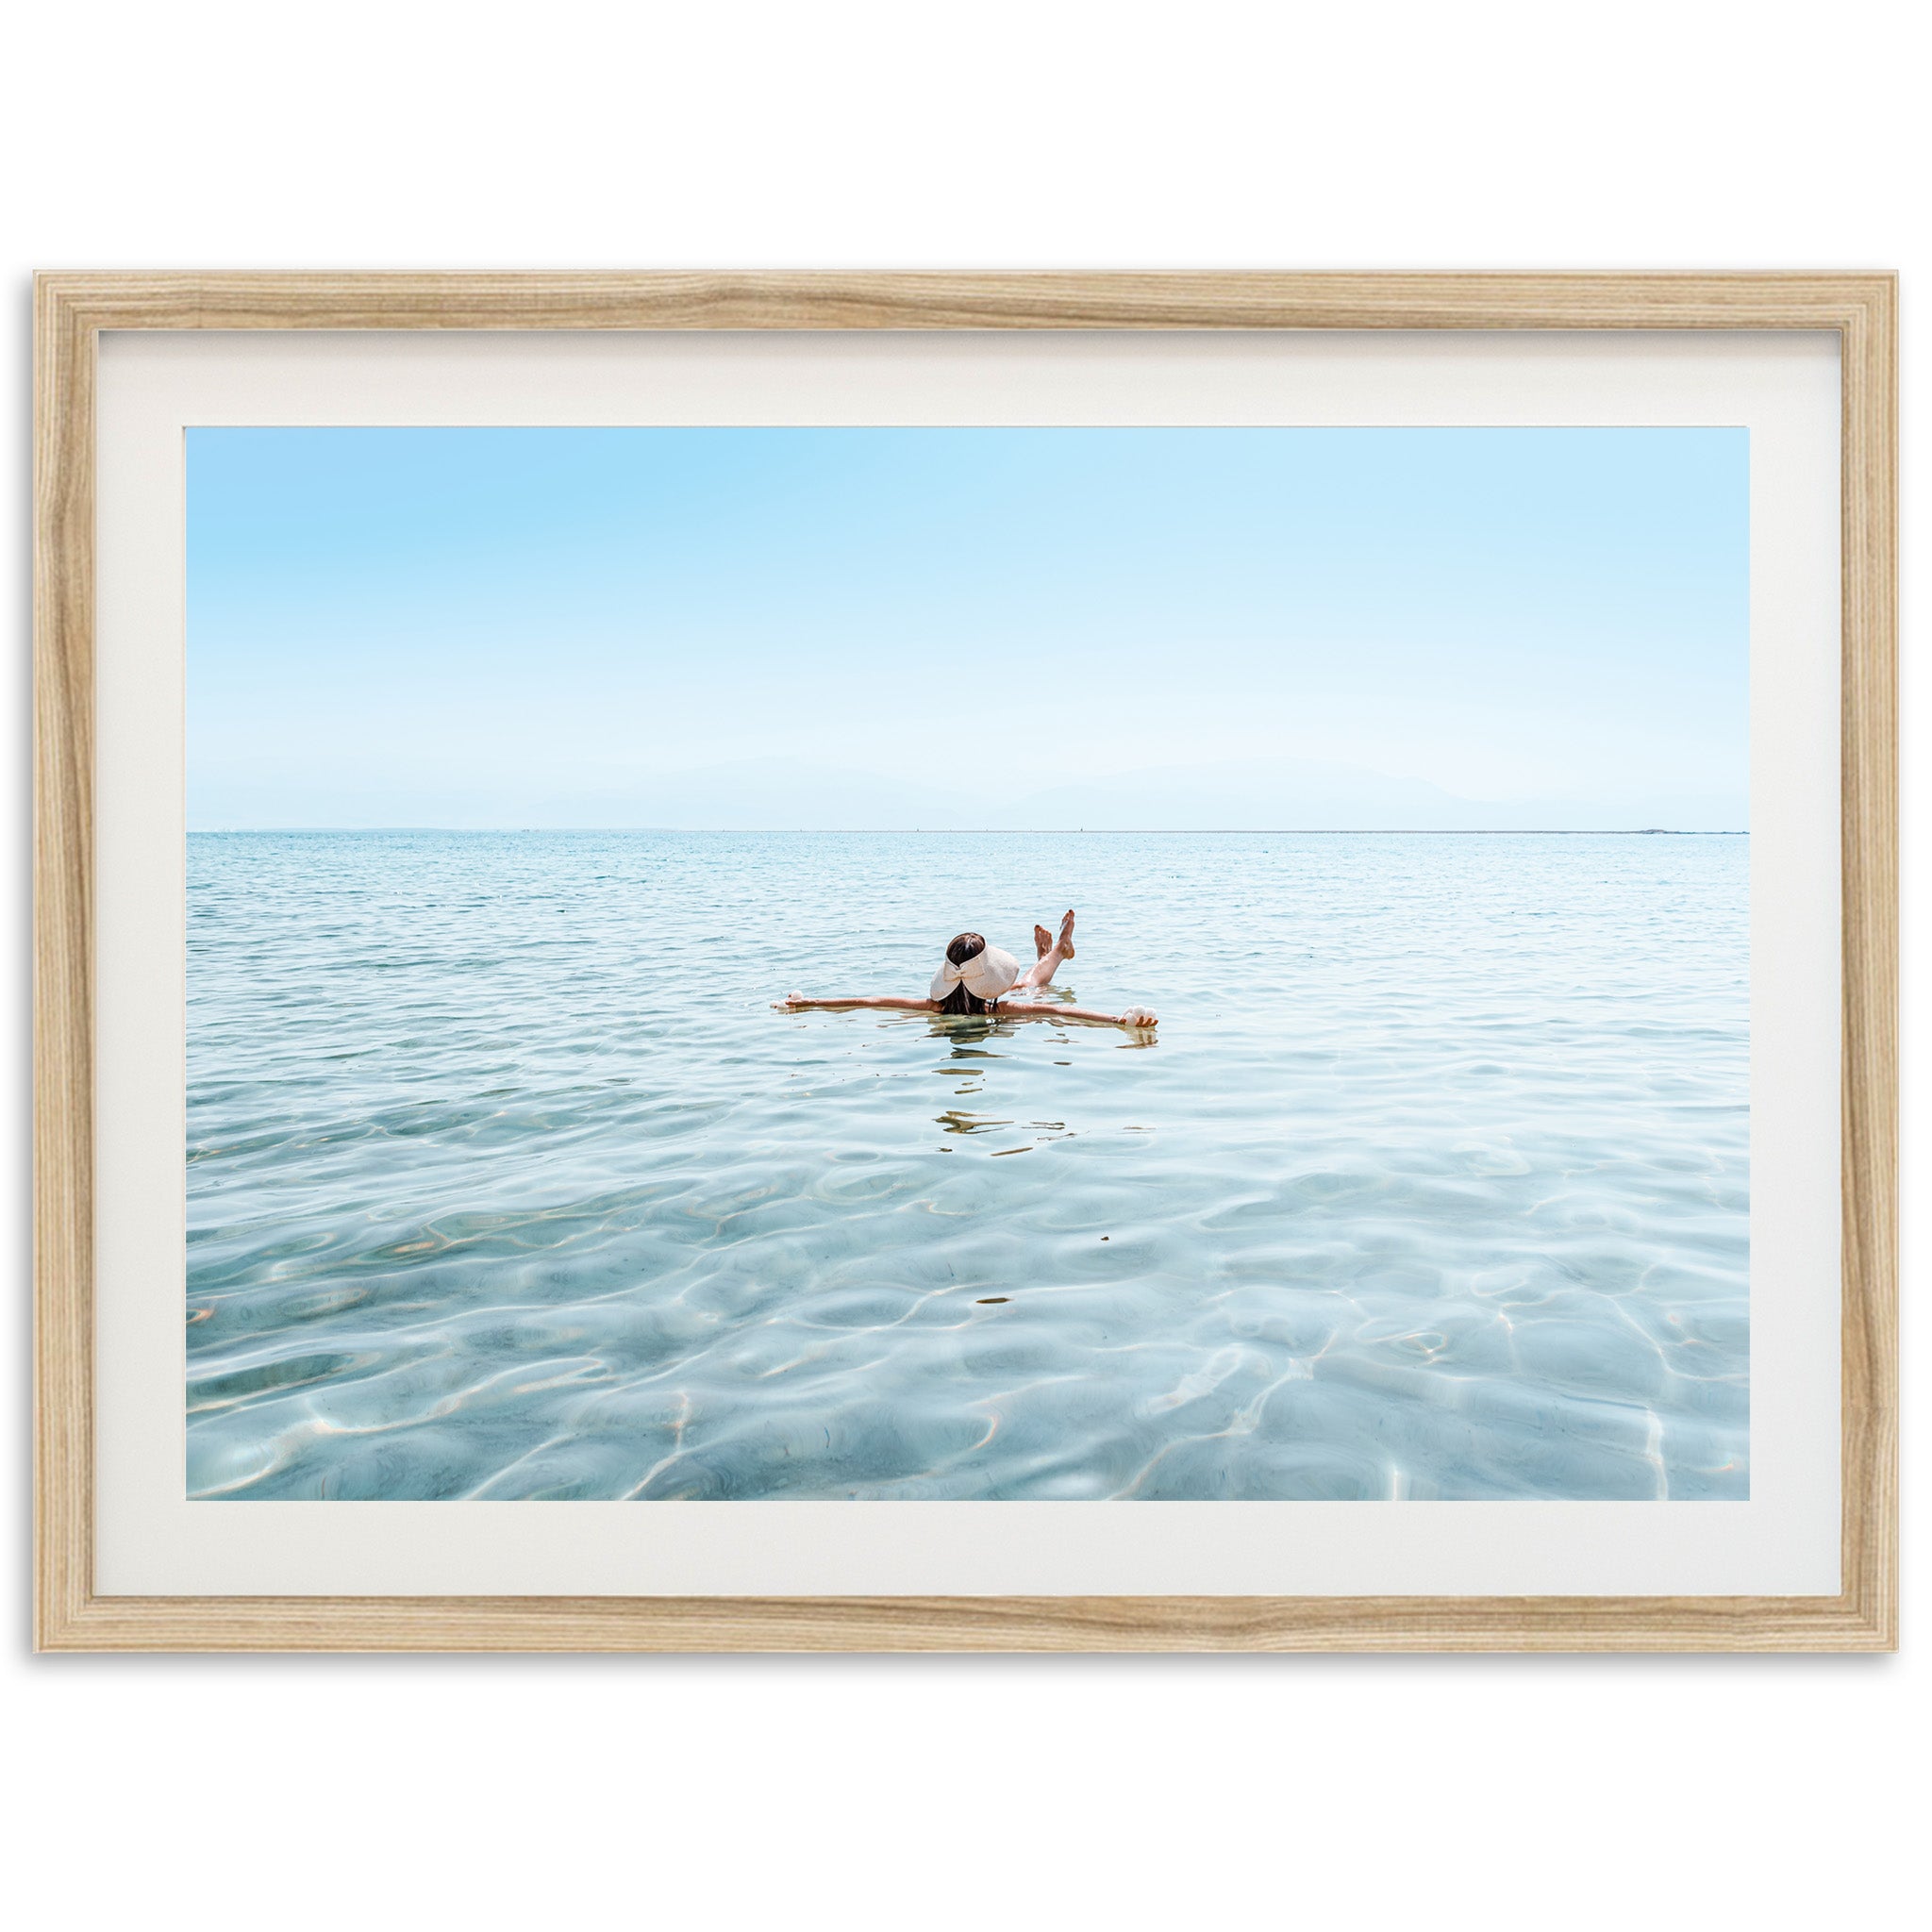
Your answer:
[185,423,1750,1504]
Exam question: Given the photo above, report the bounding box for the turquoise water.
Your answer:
[187,831,1749,1501]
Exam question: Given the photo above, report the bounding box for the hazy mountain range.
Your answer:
[191,755,1748,832]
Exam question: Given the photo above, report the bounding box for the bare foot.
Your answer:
[1033,911,1076,972]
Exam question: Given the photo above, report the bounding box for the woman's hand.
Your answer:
[773,991,809,1009]
[1119,1006,1158,1028]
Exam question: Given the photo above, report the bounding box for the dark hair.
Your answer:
[938,931,994,1014]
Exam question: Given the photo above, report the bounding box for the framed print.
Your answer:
[34,273,1896,1650]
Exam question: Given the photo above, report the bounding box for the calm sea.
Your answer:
[187,830,1749,1501]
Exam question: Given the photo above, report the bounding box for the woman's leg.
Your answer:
[1017,909,1075,988]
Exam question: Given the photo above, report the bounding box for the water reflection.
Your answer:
[924,1009,1159,1053]
[925,1014,1006,1049]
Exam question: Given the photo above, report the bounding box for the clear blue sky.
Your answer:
[187,426,1748,828]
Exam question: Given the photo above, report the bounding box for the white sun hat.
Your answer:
[929,940,1022,1003]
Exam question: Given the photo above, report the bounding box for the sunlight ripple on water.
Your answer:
[187,830,1749,1501]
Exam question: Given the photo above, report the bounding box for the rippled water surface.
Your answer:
[188,831,1748,1500]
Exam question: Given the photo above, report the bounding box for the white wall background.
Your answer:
[2,5,1919,1927]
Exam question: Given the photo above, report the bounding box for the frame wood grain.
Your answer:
[33,273,1898,1652]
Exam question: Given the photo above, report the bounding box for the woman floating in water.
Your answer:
[775,910,1158,1030]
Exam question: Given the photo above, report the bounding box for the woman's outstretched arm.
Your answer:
[774,992,936,1011]
[1001,1000,1158,1029]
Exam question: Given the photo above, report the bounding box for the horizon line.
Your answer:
[187,825,1750,837]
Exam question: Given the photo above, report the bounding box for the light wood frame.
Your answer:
[34,273,1898,1652]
